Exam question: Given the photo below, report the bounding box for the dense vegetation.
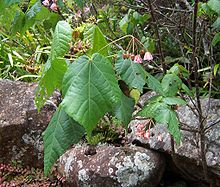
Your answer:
[1,0,219,185]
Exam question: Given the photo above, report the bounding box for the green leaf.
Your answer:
[43,107,85,176]
[137,102,165,119]
[22,1,42,32]
[35,58,67,109]
[167,110,181,144]
[214,63,220,76]
[138,102,181,144]
[61,53,121,135]
[26,1,42,19]
[84,24,109,56]
[11,10,25,36]
[74,0,84,9]
[141,36,155,52]
[212,32,220,46]
[168,63,189,78]
[57,0,65,8]
[129,89,140,104]
[119,14,129,33]
[0,0,20,10]
[155,106,181,144]
[163,97,187,105]
[162,74,182,97]
[35,21,72,109]
[115,54,146,92]
[146,74,164,96]
[51,21,73,60]
[0,3,19,30]
[212,17,220,29]
[133,11,141,21]
[147,95,163,103]
[126,22,134,34]
[208,0,220,14]
[139,13,151,24]
[181,83,193,97]
[114,93,134,127]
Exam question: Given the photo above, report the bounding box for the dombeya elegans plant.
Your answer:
[35,20,188,175]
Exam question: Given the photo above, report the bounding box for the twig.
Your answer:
[105,36,123,50]
[140,0,167,74]
[158,6,192,13]
[191,0,209,182]
[204,119,220,133]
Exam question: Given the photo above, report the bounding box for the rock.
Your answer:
[57,144,165,187]
[0,79,59,168]
[129,92,220,186]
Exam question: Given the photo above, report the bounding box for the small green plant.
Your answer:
[137,64,190,144]
[32,18,188,175]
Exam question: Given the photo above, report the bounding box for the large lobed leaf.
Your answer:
[115,54,146,92]
[51,21,73,60]
[208,0,220,14]
[35,58,67,109]
[43,107,85,176]
[61,53,121,135]
[114,93,135,128]
[84,24,109,56]
[35,21,72,109]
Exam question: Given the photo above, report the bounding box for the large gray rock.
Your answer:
[0,79,59,167]
[57,144,165,187]
[129,93,220,186]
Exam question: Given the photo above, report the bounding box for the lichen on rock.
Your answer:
[57,144,165,187]
[115,152,155,187]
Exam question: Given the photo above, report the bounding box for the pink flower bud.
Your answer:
[136,131,145,137]
[144,129,150,140]
[84,6,90,13]
[134,54,142,63]
[157,133,163,141]
[136,123,145,131]
[42,0,50,6]
[74,10,82,19]
[143,52,153,61]
[50,3,58,11]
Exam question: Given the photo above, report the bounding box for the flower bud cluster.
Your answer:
[122,51,153,63]
[41,0,62,12]
[135,123,163,142]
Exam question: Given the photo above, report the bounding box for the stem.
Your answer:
[204,119,220,132]
[97,35,134,53]
[140,0,167,74]
[192,0,209,182]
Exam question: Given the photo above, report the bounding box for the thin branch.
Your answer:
[140,0,167,74]
[158,5,192,13]
[204,119,220,133]
[192,0,209,182]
